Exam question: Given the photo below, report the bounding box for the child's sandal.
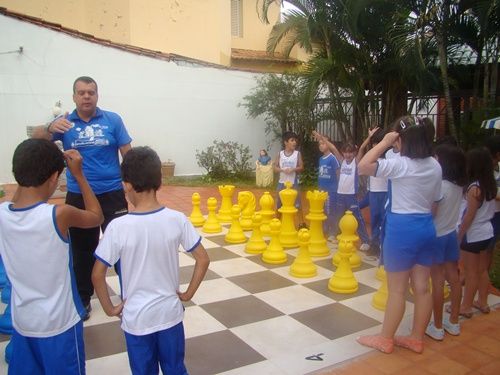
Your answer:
[473,301,490,314]
[357,335,394,354]
[394,336,424,354]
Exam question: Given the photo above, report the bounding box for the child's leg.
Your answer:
[158,322,188,375]
[430,263,445,328]
[476,248,493,311]
[381,269,411,338]
[444,261,462,324]
[125,331,159,375]
[409,265,432,340]
[460,249,479,314]
[346,195,369,244]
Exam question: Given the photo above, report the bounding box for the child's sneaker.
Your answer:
[360,243,370,252]
[425,322,444,341]
[443,316,460,336]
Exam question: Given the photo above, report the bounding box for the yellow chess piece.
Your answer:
[372,276,388,311]
[290,228,317,278]
[189,192,205,227]
[202,197,222,234]
[258,191,275,236]
[225,205,247,244]
[305,190,329,257]
[217,185,235,223]
[375,265,386,281]
[278,182,298,248]
[237,191,256,231]
[333,210,361,268]
[328,240,358,293]
[262,218,287,264]
[245,213,267,254]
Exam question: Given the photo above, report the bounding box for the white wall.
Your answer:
[0,14,278,183]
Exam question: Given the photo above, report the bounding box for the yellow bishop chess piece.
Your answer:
[225,205,247,244]
[217,185,235,223]
[262,218,287,264]
[278,181,298,248]
[328,240,358,293]
[189,192,205,227]
[202,197,222,234]
[305,190,329,257]
[258,191,275,236]
[245,213,267,254]
[332,210,361,268]
[290,228,317,278]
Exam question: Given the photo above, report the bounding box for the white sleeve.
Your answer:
[94,222,121,267]
[180,215,202,253]
[375,158,409,179]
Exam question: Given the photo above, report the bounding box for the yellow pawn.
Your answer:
[202,197,222,234]
[189,192,205,227]
[333,210,361,268]
[328,241,358,293]
[238,191,256,231]
[290,228,317,278]
[258,191,275,236]
[262,218,287,264]
[278,181,298,248]
[245,213,267,254]
[217,185,235,223]
[225,205,247,244]
[372,276,388,311]
[375,265,386,281]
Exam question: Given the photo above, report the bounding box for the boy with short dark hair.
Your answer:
[0,138,103,374]
[92,146,210,375]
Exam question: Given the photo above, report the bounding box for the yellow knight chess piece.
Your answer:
[278,181,298,248]
[290,228,317,278]
[328,240,358,293]
[237,191,256,231]
[262,218,287,264]
[258,191,275,236]
[202,197,222,234]
[217,185,235,223]
[245,213,267,254]
[332,210,361,268]
[189,192,205,227]
[305,190,329,257]
[225,205,247,244]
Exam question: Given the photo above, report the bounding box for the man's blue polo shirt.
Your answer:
[53,108,132,194]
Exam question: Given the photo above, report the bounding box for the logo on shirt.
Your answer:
[71,124,110,148]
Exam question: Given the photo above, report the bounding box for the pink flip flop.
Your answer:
[357,335,394,354]
[394,336,424,354]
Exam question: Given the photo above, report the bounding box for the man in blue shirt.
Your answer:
[39,76,132,320]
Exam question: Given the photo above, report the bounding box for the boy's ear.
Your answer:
[122,181,133,192]
[49,171,59,185]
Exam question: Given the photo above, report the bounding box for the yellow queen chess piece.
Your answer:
[328,240,358,293]
[258,191,275,236]
[305,190,329,257]
[237,191,256,231]
[278,181,298,248]
[225,205,247,244]
[290,228,317,278]
[332,210,361,268]
[217,185,235,223]
[245,213,267,254]
[262,218,287,264]
[189,192,205,227]
[202,197,222,234]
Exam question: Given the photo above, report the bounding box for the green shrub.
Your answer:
[196,140,253,180]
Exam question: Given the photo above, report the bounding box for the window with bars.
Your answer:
[231,0,243,37]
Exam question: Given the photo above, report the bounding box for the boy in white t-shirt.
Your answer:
[92,146,209,375]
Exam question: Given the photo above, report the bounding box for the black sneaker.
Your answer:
[298,223,308,230]
[83,303,92,321]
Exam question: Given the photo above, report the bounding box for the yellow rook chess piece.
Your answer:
[305,190,329,257]
[245,213,267,254]
[217,185,235,223]
[202,197,222,234]
[189,192,205,227]
[333,210,361,268]
[225,205,247,244]
[278,181,298,248]
[258,191,275,236]
[262,218,287,264]
[328,240,358,293]
[290,228,317,278]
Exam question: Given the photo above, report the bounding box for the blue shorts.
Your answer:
[432,231,459,264]
[9,321,85,375]
[383,212,436,272]
[124,321,188,375]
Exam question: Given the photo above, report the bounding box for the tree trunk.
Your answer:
[436,34,457,139]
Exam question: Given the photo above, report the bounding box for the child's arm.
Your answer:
[178,244,210,301]
[356,127,379,163]
[273,153,281,173]
[92,260,124,316]
[56,150,104,236]
[457,186,482,243]
[312,130,343,162]
[358,132,399,176]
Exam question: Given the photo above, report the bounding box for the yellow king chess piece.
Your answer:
[328,240,358,293]
[202,197,222,234]
[332,210,361,268]
[258,191,275,236]
[245,213,267,254]
[237,191,256,231]
[225,205,247,244]
[217,185,235,223]
[290,228,317,278]
[305,190,329,257]
[189,192,205,227]
[262,218,287,264]
[278,181,298,248]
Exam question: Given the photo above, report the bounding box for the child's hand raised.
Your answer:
[382,131,400,146]
[368,127,380,138]
[64,149,83,177]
